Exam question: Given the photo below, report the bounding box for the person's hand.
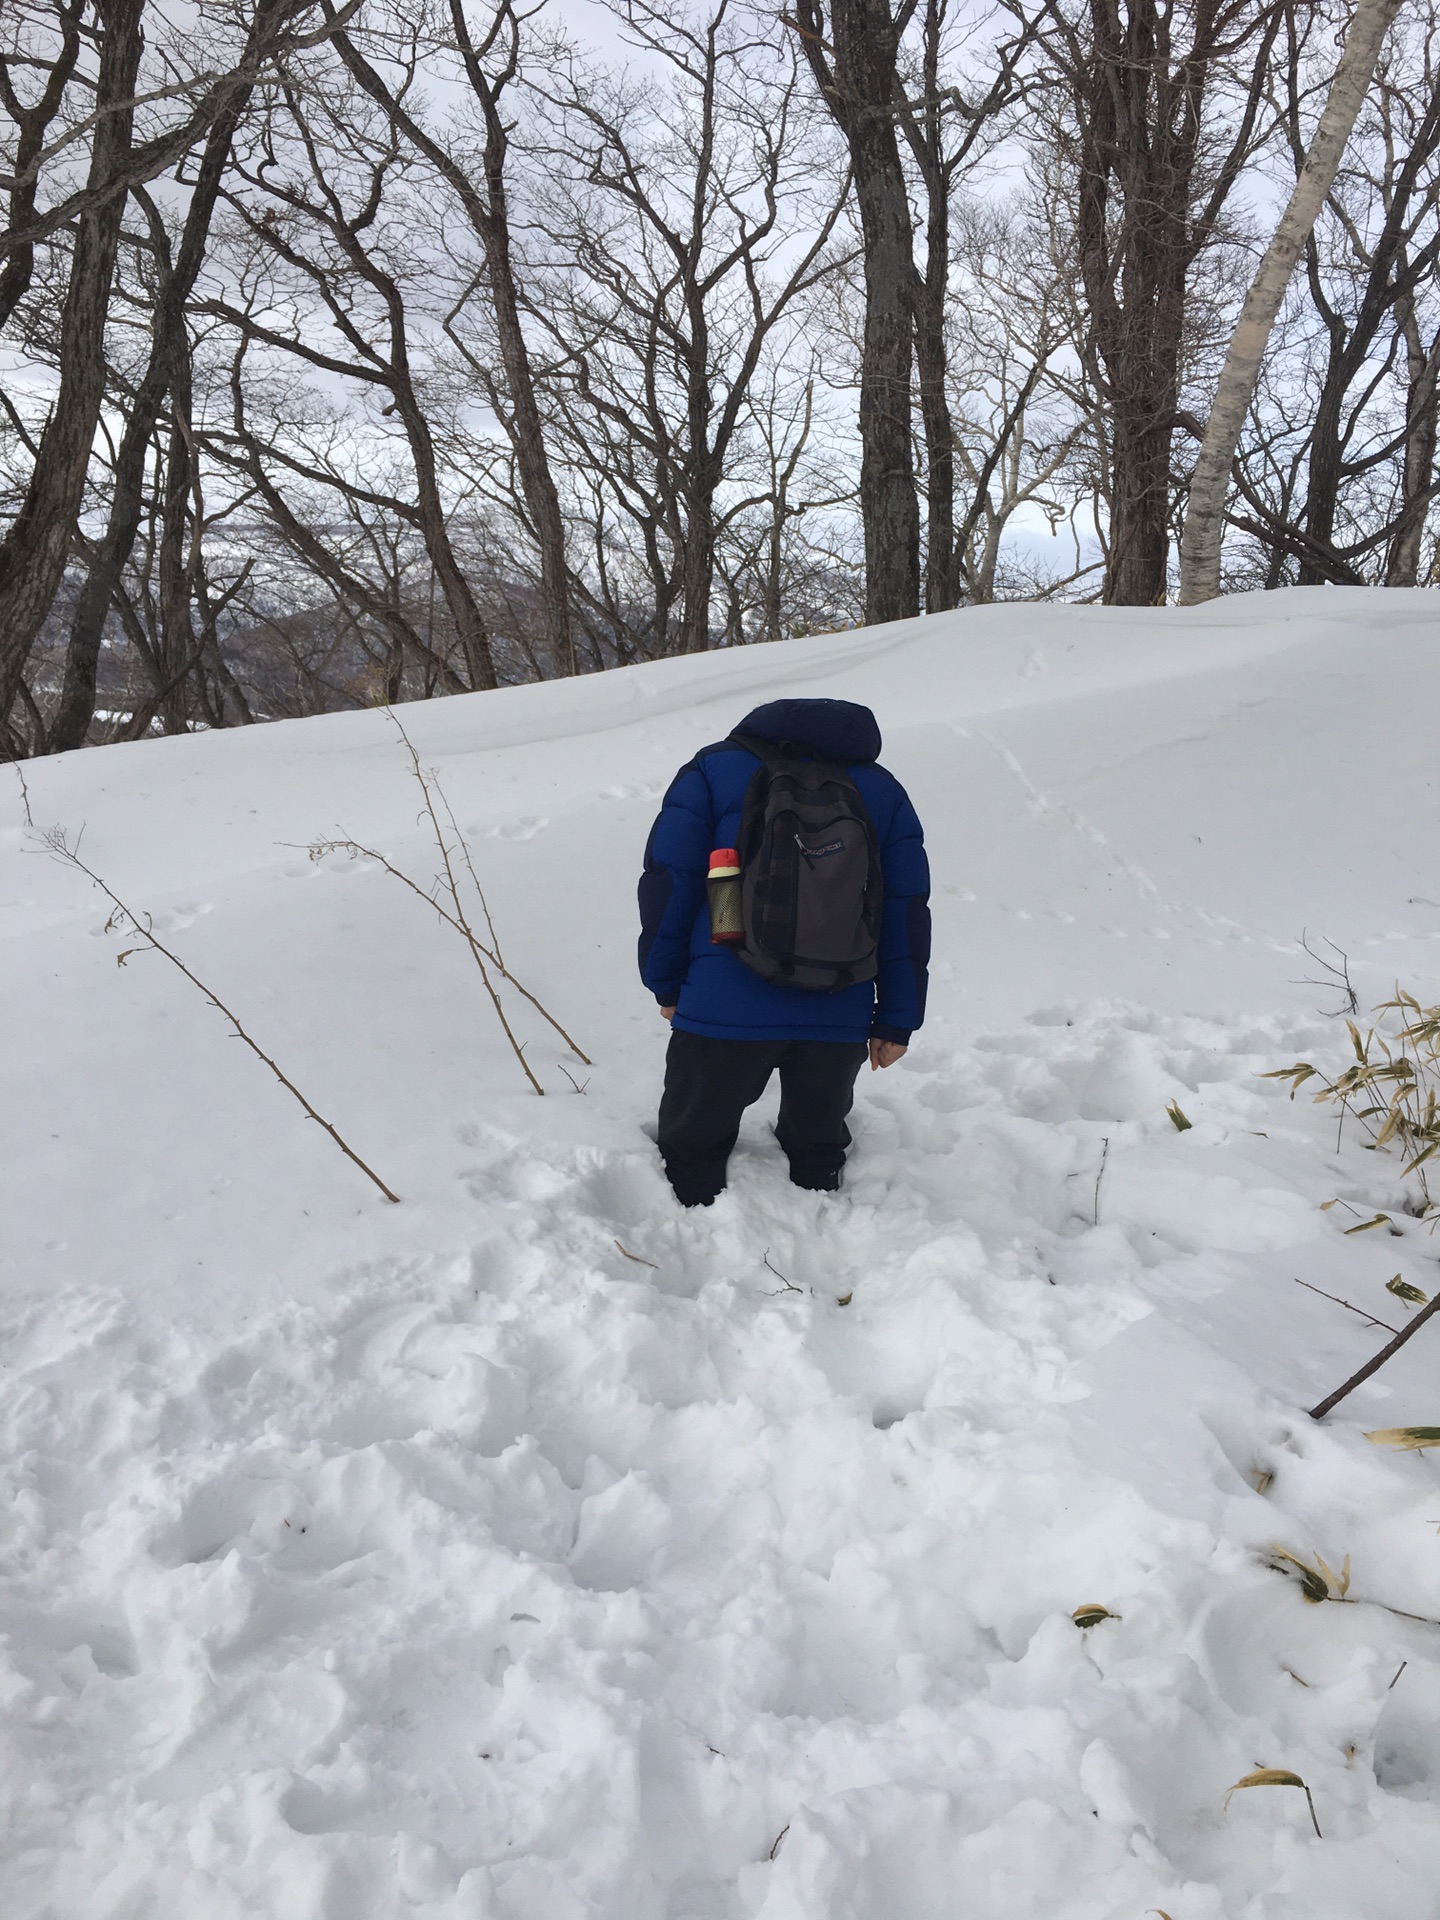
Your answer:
[869,1038,907,1071]
[660,1005,677,1022]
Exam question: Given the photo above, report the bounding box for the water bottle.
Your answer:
[708,848,745,944]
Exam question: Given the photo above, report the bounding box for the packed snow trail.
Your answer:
[3,589,1440,1918]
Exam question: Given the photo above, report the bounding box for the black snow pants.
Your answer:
[656,1029,869,1207]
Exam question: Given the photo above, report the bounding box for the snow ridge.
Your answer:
[4,590,1440,1917]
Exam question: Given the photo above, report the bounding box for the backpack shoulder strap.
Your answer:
[727,732,785,765]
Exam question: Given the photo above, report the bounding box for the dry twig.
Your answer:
[1093,1134,1109,1225]
[764,1250,802,1295]
[304,713,591,1095]
[1309,1290,1440,1419]
[389,714,546,1095]
[13,762,35,829]
[1293,1276,1399,1335]
[1292,932,1359,1016]
[46,828,400,1204]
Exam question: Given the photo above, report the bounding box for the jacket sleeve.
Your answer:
[638,758,714,1002]
[872,781,930,1044]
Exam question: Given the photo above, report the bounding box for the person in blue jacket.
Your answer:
[638,697,930,1206]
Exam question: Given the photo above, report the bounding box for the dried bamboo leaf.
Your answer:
[1364,1427,1440,1451]
[1071,1604,1119,1629]
[1268,1547,1334,1603]
[1228,1768,1307,1794]
[1225,1769,1323,1837]
[1259,1064,1317,1097]
[1386,1276,1429,1306]
[1375,1110,1403,1148]
[1314,1552,1351,1599]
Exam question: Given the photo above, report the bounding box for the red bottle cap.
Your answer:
[709,848,740,874]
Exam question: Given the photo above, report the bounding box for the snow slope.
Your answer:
[4,586,1440,1919]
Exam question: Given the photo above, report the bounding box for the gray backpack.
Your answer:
[731,735,883,992]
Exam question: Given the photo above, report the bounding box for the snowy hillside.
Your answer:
[5,586,1440,1919]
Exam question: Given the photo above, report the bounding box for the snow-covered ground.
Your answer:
[4,587,1440,1919]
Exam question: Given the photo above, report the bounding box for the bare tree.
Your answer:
[1180,0,1405,604]
[1011,0,1286,607]
[12,0,1429,756]
[1300,32,1440,583]
[945,195,1093,599]
[0,0,348,753]
[209,62,500,689]
[895,0,1031,612]
[0,0,85,333]
[521,0,850,657]
[1216,4,1440,592]
[0,0,146,746]
[49,2,295,750]
[791,0,923,624]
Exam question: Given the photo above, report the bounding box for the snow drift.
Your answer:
[3,586,1440,1919]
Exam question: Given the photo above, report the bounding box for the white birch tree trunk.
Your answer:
[1178,0,1406,606]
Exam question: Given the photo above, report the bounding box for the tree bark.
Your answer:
[678,484,717,655]
[1066,1,1198,606]
[0,0,145,741]
[1387,297,1440,586]
[848,86,921,622]
[1107,390,1180,606]
[155,338,203,736]
[911,0,956,613]
[1179,0,1405,606]
[796,0,920,625]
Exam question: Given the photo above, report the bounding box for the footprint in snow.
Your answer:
[480,816,548,841]
[92,899,213,936]
[599,781,664,802]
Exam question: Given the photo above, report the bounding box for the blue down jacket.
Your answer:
[638,698,930,1043]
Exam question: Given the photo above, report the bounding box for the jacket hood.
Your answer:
[733,698,882,764]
